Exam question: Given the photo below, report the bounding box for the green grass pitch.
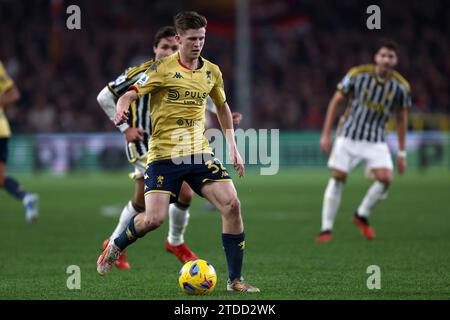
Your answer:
[0,169,449,299]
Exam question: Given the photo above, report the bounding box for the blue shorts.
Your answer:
[144,154,232,203]
[0,138,8,163]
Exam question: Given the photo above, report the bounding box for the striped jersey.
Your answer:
[337,64,411,142]
[108,60,154,162]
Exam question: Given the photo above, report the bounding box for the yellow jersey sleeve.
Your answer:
[131,59,166,98]
[209,67,226,107]
[0,62,14,96]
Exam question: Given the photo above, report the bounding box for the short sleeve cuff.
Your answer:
[118,123,130,133]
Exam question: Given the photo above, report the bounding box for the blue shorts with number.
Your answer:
[144,153,232,203]
[0,138,8,163]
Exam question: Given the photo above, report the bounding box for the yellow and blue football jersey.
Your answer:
[131,52,227,163]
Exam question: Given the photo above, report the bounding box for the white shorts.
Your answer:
[328,137,393,173]
[128,159,146,180]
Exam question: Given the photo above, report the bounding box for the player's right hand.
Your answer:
[320,134,331,153]
[124,128,144,142]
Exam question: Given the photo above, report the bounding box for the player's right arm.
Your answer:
[114,90,138,126]
[320,90,345,153]
[321,68,355,153]
[115,60,166,126]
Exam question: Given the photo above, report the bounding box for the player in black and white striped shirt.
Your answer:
[317,40,410,242]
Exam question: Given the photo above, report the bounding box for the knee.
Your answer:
[376,173,393,186]
[143,215,164,230]
[223,195,241,217]
[179,186,194,204]
[132,199,145,212]
[331,170,347,183]
[377,179,391,187]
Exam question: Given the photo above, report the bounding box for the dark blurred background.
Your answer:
[1,0,449,134]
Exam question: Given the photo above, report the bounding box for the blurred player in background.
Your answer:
[0,61,39,223]
[317,40,410,242]
[97,26,198,268]
[99,11,259,293]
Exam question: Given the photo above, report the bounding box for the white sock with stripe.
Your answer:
[321,178,344,231]
[167,203,190,246]
[110,201,137,241]
[357,181,388,218]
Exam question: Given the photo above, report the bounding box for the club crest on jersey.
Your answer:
[206,70,211,80]
[136,74,149,86]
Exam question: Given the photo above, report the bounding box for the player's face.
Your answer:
[374,47,398,74]
[176,28,206,60]
[153,37,179,60]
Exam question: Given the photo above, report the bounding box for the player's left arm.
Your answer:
[396,85,411,175]
[215,101,244,177]
[396,107,408,175]
[209,67,244,176]
[0,84,20,108]
[206,97,243,126]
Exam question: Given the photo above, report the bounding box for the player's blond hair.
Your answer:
[174,11,207,35]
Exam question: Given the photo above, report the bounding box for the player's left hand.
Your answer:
[230,146,245,177]
[397,156,407,175]
[232,112,243,126]
[124,127,144,142]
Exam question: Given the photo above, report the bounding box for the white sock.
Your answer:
[167,203,190,246]
[321,178,344,231]
[110,201,138,241]
[357,181,389,217]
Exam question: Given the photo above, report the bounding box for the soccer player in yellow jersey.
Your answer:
[98,11,259,293]
[0,61,39,223]
[97,26,242,268]
[97,26,198,268]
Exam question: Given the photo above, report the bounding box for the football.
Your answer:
[178,259,217,295]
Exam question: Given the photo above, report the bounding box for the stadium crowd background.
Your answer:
[1,0,449,133]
